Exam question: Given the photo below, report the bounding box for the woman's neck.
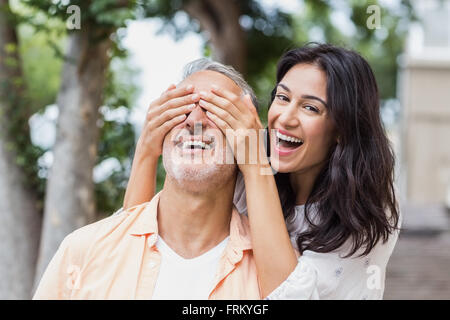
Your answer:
[289,161,326,206]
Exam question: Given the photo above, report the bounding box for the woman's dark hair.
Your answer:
[269,43,400,258]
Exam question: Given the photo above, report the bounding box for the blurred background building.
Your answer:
[384,0,450,299]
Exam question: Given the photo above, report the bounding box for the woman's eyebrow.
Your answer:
[277,83,291,92]
[301,95,327,108]
[277,83,327,108]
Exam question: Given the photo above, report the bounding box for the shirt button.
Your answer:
[148,261,157,268]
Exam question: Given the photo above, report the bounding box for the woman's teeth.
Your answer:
[276,131,303,145]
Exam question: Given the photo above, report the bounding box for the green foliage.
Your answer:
[18,23,64,112]
[4,0,415,217]
[95,55,140,215]
[8,0,141,216]
[293,0,414,102]
[21,0,138,29]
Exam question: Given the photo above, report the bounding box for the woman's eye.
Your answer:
[305,105,319,113]
[275,94,289,102]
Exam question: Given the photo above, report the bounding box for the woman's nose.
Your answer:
[278,104,300,129]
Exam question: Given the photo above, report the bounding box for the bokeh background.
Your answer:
[0,0,449,299]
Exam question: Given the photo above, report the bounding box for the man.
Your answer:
[33,59,261,299]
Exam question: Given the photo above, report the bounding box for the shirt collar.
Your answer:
[128,192,160,236]
[128,192,253,253]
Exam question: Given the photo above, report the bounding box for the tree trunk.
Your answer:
[34,26,112,287]
[183,0,247,74]
[0,0,42,299]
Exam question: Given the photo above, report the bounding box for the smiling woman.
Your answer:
[268,45,400,259]
[119,44,401,300]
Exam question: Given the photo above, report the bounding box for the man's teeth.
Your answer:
[276,131,303,144]
[181,140,212,150]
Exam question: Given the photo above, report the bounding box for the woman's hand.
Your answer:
[199,86,297,297]
[136,84,201,160]
[198,86,269,172]
[123,84,200,210]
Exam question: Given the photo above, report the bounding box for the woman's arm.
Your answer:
[123,143,159,210]
[198,88,298,298]
[242,165,298,298]
[123,84,200,210]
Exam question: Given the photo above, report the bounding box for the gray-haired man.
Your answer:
[34,59,262,300]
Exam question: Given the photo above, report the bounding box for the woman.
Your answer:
[122,43,401,299]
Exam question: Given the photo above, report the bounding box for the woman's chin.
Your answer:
[270,159,296,174]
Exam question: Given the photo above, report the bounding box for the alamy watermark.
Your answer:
[66,5,81,30]
[366,5,381,30]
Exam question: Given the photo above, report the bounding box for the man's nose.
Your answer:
[184,104,209,134]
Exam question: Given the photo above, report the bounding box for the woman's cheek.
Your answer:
[267,106,278,127]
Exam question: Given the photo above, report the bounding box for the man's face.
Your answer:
[162,70,243,191]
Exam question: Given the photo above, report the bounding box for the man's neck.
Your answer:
[157,175,236,259]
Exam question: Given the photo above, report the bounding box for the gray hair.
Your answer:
[182,58,259,111]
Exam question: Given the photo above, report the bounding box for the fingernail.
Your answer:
[199,91,208,97]
[178,114,187,119]
[187,103,196,109]
[186,84,194,90]
[211,84,218,90]
[191,93,199,101]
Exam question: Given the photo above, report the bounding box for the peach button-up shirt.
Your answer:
[33,193,261,300]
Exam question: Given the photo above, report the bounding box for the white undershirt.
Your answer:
[152,235,229,300]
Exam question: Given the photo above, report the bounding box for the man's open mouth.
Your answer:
[175,136,216,151]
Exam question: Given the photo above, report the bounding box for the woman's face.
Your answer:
[268,63,338,174]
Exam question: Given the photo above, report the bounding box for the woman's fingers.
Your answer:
[243,94,263,128]
[162,83,177,95]
[211,84,256,114]
[205,111,232,134]
[148,103,195,129]
[147,93,199,121]
[198,90,242,120]
[148,84,195,114]
[198,98,239,129]
[156,114,188,136]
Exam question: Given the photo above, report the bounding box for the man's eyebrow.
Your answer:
[277,83,327,108]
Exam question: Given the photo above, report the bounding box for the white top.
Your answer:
[114,173,401,300]
[233,171,401,300]
[151,235,229,300]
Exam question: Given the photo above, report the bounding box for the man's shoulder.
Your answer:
[64,202,150,253]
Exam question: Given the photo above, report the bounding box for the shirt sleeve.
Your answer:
[33,233,78,300]
[265,257,320,300]
[266,231,399,300]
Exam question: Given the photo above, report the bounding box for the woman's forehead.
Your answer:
[280,63,327,100]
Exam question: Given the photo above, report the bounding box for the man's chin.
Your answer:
[164,159,236,190]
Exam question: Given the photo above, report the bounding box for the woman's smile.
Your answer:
[273,128,304,157]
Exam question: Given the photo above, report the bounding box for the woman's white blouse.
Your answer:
[114,174,401,300]
[233,172,401,300]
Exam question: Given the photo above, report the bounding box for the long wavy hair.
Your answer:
[269,43,400,258]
